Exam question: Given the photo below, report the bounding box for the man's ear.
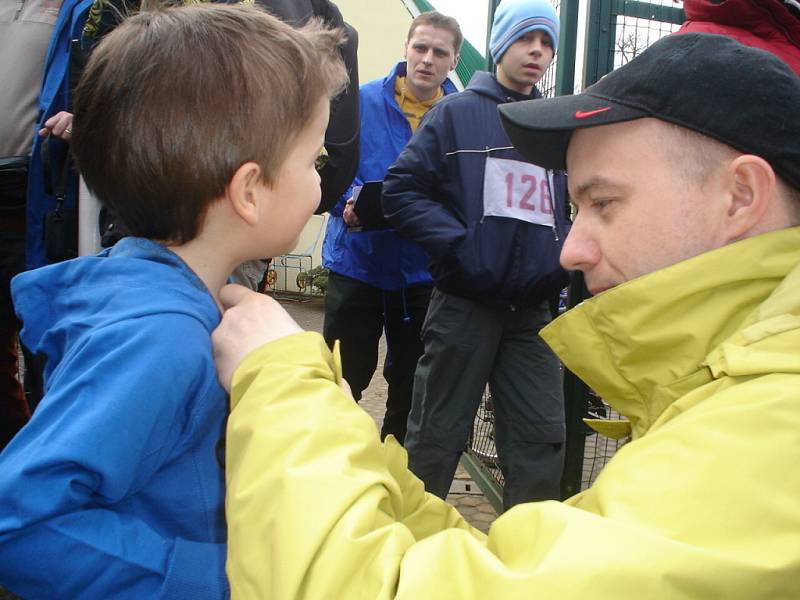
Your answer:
[226,162,264,226]
[722,154,776,243]
[451,53,460,71]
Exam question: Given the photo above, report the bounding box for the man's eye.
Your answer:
[591,198,612,212]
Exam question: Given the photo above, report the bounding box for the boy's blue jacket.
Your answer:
[322,62,457,290]
[0,238,228,599]
[383,71,570,308]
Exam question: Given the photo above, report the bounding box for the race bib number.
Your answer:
[482,157,555,227]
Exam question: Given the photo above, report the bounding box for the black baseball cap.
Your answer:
[499,33,800,192]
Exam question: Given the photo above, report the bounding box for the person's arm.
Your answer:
[381,104,468,260]
[326,74,366,220]
[215,287,478,598]
[316,21,360,214]
[216,286,793,599]
[0,315,227,599]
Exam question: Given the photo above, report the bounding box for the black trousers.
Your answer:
[323,271,431,444]
[405,289,565,511]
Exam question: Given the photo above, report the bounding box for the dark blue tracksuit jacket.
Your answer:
[383,71,570,309]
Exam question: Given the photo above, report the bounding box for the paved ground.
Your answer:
[276,292,498,534]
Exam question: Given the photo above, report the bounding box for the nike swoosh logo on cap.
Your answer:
[575,107,612,119]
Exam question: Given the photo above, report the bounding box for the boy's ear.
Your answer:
[227,162,264,226]
[721,154,776,243]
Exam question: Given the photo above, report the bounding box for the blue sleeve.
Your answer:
[0,314,228,599]
[382,103,467,259]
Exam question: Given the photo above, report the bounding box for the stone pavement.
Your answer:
[276,293,498,534]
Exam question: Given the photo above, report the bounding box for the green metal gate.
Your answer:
[585,0,685,85]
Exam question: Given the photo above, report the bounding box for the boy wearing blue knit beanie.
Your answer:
[384,0,568,512]
[491,0,559,93]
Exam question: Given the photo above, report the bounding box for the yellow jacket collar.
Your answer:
[542,227,800,439]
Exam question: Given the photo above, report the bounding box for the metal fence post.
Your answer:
[556,0,580,96]
[485,0,503,74]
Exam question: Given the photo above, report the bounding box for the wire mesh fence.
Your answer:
[613,0,684,69]
[468,390,504,487]
[467,385,630,492]
[579,393,628,490]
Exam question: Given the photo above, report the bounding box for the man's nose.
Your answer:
[559,220,599,273]
[422,49,434,64]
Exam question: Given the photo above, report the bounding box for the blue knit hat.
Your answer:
[490,0,560,63]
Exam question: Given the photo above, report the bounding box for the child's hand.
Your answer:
[212,284,303,391]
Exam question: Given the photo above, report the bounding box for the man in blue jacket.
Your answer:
[383,0,569,510]
[322,11,461,444]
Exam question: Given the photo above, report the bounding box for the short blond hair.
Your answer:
[407,11,463,54]
[73,3,348,243]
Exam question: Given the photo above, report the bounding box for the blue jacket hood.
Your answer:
[12,237,219,381]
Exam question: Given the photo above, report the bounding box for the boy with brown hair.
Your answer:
[0,4,347,598]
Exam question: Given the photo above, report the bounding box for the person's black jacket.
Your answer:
[258,0,360,213]
[383,72,570,309]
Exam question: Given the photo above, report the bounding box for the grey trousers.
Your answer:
[405,289,565,511]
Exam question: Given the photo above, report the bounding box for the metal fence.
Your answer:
[585,0,685,84]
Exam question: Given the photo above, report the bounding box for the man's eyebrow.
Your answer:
[570,176,627,202]
[413,41,449,53]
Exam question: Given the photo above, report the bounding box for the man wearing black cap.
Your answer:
[211,33,800,597]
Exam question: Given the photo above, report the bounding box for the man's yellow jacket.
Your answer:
[225,227,800,599]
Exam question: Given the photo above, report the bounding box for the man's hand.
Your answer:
[39,111,74,141]
[212,284,303,391]
[342,197,361,227]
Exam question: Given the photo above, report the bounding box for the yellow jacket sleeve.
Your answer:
[225,332,799,599]
[225,332,478,599]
